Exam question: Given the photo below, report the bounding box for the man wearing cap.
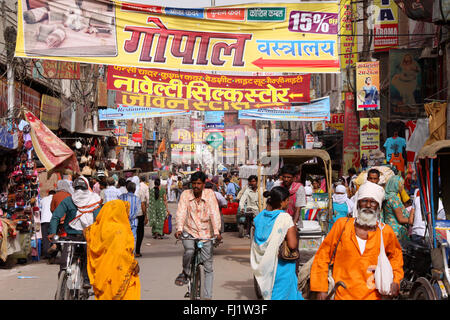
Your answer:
[48,176,103,289]
[102,176,122,204]
[310,181,404,300]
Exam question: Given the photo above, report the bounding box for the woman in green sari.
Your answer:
[148,178,169,239]
[382,175,414,242]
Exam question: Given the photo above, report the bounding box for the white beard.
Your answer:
[356,208,379,227]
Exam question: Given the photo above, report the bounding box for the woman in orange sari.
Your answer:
[84,199,141,300]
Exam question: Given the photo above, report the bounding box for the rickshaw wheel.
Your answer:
[410,278,437,300]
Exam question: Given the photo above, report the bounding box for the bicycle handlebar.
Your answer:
[179,236,217,241]
[52,235,86,245]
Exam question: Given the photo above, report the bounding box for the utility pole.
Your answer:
[2,2,15,119]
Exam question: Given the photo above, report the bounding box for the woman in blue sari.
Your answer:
[250,187,304,300]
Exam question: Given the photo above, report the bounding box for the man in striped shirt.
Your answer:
[118,181,141,245]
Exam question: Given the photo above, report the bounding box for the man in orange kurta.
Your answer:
[310,181,404,300]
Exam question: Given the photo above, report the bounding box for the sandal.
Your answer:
[175,272,188,286]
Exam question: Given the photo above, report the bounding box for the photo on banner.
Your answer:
[356,61,380,111]
[16,2,340,73]
[389,49,422,115]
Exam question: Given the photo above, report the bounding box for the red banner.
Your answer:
[343,92,360,171]
[107,66,310,109]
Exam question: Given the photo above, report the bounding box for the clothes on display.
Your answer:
[406,118,429,161]
[384,135,406,162]
[389,153,405,173]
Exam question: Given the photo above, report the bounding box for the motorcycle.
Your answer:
[237,208,257,238]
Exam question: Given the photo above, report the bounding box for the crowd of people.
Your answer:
[36,159,445,301]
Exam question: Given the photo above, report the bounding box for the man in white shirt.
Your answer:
[40,190,55,259]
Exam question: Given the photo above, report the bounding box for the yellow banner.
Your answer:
[360,117,380,158]
[16,1,339,73]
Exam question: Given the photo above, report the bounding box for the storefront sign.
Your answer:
[373,0,398,52]
[40,94,62,130]
[107,66,311,107]
[325,113,344,131]
[111,91,293,111]
[32,59,80,79]
[238,96,330,121]
[343,92,360,171]
[118,136,129,146]
[16,2,339,73]
[360,117,380,159]
[356,61,380,111]
[98,105,190,120]
[340,0,357,71]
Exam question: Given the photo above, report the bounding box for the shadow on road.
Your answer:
[222,255,250,267]
[221,279,257,300]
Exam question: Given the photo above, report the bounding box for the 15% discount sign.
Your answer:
[288,11,338,34]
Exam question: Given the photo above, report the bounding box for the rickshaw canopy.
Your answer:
[417,140,450,159]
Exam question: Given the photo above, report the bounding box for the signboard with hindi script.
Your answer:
[16,1,339,73]
[107,66,311,111]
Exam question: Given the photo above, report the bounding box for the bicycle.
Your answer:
[177,235,219,300]
[53,235,92,300]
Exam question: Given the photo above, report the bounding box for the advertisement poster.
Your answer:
[238,96,330,121]
[374,0,398,52]
[107,66,311,110]
[360,117,380,159]
[98,105,190,120]
[389,49,422,115]
[356,61,380,111]
[16,2,340,73]
[343,92,360,172]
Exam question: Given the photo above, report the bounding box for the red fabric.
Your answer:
[285,182,301,217]
[221,202,238,215]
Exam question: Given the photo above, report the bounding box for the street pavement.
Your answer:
[0,202,257,300]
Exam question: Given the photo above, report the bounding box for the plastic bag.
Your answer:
[163,214,172,235]
[374,224,393,295]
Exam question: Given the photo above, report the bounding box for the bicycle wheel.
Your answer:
[55,271,71,300]
[190,264,205,300]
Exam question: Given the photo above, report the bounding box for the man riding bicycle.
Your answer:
[174,171,222,300]
[238,175,262,237]
[48,176,103,289]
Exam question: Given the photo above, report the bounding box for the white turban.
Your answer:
[352,181,385,218]
[335,185,346,194]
